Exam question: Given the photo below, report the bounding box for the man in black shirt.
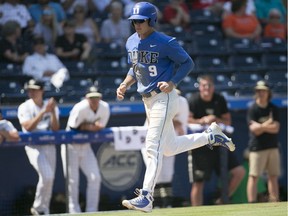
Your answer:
[188,74,245,205]
[247,80,281,202]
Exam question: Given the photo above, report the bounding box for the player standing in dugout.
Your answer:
[116,1,236,213]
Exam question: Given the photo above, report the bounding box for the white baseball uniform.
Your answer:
[17,98,60,215]
[61,99,110,213]
[142,95,189,184]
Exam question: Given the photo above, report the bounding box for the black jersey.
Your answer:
[247,102,280,151]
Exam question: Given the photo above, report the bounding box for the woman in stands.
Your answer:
[222,0,262,40]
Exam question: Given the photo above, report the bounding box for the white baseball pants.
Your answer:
[142,89,209,193]
[25,145,56,214]
[61,143,101,213]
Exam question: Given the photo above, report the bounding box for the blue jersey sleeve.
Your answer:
[166,38,194,85]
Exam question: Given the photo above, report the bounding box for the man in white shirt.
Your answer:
[0,108,19,144]
[22,36,69,88]
[61,86,110,213]
[0,0,32,29]
[17,79,60,215]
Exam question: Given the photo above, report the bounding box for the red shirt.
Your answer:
[163,3,190,23]
[189,0,227,9]
[222,13,260,36]
[264,23,287,40]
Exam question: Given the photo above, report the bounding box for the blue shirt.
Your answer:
[126,31,194,94]
[29,2,66,23]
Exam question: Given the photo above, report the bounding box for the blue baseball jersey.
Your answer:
[126,31,194,94]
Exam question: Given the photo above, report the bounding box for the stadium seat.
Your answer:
[61,78,94,92]
[272,85,287,96]
[234,87,254,98]
[210,74,234,92]
[177,75,198,94]
[228,54,264,72]
[62,61,99,79]
[186,35,227,56]
[259,37,287,53]
[264,71,287,87]
[226,38,262,55]
[191,23,223,37]
[0,80,27,105]
[94,58,128,75]
[194,56,233,73]
[159,24,192,43]
[92,42,126,59]
[230,72,263,89]
[0,63,32,85]
[189,9,221,24]
[261,53,287,71]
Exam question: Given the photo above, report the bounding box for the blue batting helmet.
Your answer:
[128,2,157,27]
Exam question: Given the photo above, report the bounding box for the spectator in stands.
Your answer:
[61,85,110,213]
[188,75,245,205]
[162,0,190,29]
[29,0,66,24]
[61,0,97,17]
[33,5,63,52]
[247,80,281,203]
[17,79,60,215]
[222,0,255,18]
[23,36,69,87]
[55,20,92,61]
[254,0,286,24]
[0,0,33,31]
[222,0,262,40]
[73,4,101,46]
[0,20,29,64]
[263,8,286,40]
[187,0,228,16]
[100,1,131,47]
[0,108,20,144]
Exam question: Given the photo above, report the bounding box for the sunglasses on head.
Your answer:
[132,19,146,24]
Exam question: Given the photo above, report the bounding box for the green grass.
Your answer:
[52,202,287,216]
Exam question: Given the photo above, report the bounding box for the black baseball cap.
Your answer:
[24,79,44,90]
[85,86,102,98]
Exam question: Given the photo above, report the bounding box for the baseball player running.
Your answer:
[116,2,236,213]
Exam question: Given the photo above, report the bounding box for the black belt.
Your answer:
[141,89,161,98]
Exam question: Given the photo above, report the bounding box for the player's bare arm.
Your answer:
[79,121,103,131]
[116,74,135,100]
[0,130,20,142]
[46,98,60,131]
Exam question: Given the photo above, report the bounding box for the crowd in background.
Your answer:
[0,0,286,214]
[0,0,286,70]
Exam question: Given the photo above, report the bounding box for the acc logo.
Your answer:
[97,142,143,191]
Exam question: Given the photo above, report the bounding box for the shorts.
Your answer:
[249,148,280,177]
[189,147,240,182]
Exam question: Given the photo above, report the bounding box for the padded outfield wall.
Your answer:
[0,99,286,215]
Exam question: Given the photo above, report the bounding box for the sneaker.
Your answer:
[205,122,236,152]
[122,189,154,213]
[30,207,45,215]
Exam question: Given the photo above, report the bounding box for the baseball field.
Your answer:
[51,202,287,216]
